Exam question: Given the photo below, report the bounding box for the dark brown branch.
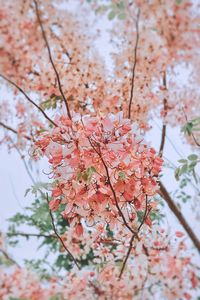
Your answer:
[159,181,200,253]
[88,137,138,236]
[33,0,72,120]
[7,232,56,239]
[101,156,137,235]
[0,74,57,127]
[89,281,105,297]
[190,132,200,147]
[159,73,168,156]
[16,147,37,185]
[45,194,80,269]
[128,8,140,119]
[119,195,150,279]
[119,233,135,279]
[159,123,166,156]
[0,121,31,141]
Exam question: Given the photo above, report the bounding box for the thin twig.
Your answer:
[159,124,166,156]
[15,147,37,185]
[159,182,200,253]
[0,74,57,127]
[0,248,21,268]
[159,73,168,156]
[128,8,140,119]
[33,0,72,120]
[119,195,150,279]
[88,137,138,236]
[0,121,32,141]
[45,194,80,269]
[118,233,135,279]
[7,232,56,239]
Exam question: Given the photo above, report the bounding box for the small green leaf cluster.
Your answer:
[176,190,191,203]
[40,94,62,111]
[88,0,127,20]
[181,117,200,136]
[77,166,97,182]
[107,1,126,20]
[175,154,199,180]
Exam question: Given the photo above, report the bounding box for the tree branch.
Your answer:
[45,194,80,270]
[0,121,31,141]
[159,73,168,156]
[119,195,150,279]
[33,0,72,120]
[128,8,140,119]
[88,137,138,236]
[0,248,21,268]
[159,124,166,156]
[159,181,200,253]
[7,232,56,239]
[0,74,57,127]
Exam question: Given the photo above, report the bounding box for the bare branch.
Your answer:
[0,121,31,141]
[118,233,135,279]
[7,232,56,239]
[33,0,72,120]
[0,248,21,268]
[0,74,57,127]
[159,123,166,156]
[88,137,138,236]
[159,72,168,156]
[119,195,150,279]
[15,147,37,185]
[128,8,140,119]
[159,182,200,253]
[45,194,80,270]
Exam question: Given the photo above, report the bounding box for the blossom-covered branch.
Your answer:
[119,195,150,279]
[46,194,80,270]
[128,8,140,119]
[0,121,31,141]
[0,74,57,127]
[33,0,72,120]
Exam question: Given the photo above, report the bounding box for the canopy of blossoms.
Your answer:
[0,0,200,299]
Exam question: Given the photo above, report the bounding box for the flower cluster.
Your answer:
[35,112,163,234]
[0,228,198,300]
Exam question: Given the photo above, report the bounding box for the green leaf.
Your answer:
[77,172,82,181]
[89,166,97,173]
[118,171,126,180]
[181,122,193,136]
[191,117,200,126]
[178,159,187,164]
[188,161,197,170]
[108,10,116,20]
[175,168,180,181]
[179,164,188,175]
[137,211,144,223]
[9,298,27,300]
[82,172,88,182]
[49,296,62,300]
[118,13,126,20]
[82,167,96,182]
[116,1,125,10]
[188,154,198,161]
[40,94,62,111]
